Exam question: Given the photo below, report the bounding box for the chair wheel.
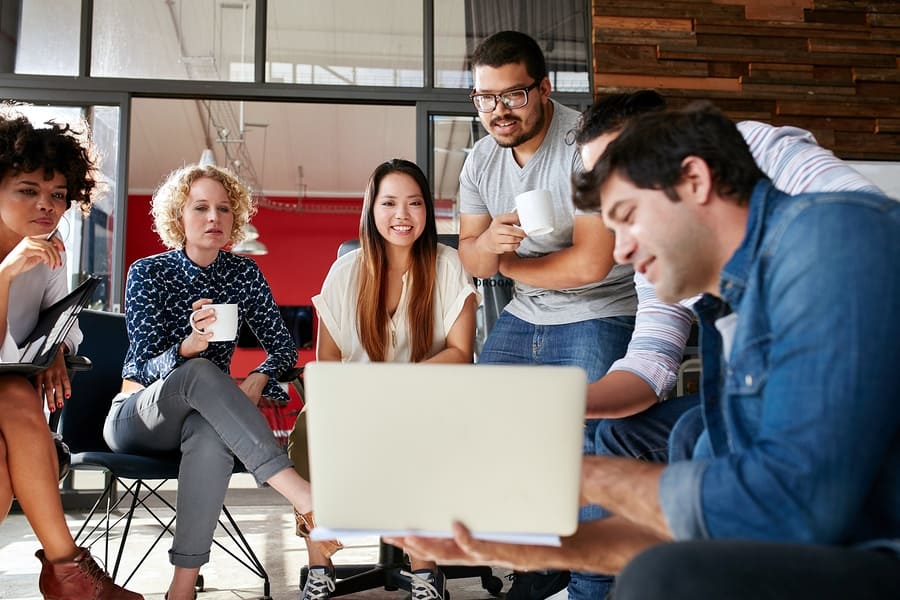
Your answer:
[482,574,503,596]
[194,574,205,591]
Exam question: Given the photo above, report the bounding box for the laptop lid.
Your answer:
[304,362,587,544]
[0,276,100,376]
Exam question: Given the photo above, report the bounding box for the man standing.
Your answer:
[458,31,636,600]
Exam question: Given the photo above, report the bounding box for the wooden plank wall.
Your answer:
[592,0,900,160]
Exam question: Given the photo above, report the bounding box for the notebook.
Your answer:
[304,362,587,545]
[0,276,101,376]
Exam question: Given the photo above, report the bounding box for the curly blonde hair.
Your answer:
[151,164,257,250]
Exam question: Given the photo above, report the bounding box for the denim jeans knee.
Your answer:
[478,313,634,382]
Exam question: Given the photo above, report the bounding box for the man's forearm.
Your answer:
[582,456,672,539]
[459,236,501,279]
[501,249,613,290]
[561,516,669,574]
[585,370,659,419]
[393,516,667,577]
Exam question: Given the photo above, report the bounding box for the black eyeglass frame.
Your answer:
[469,80,541,113]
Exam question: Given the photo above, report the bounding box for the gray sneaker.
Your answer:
[405,569,447,600]
[300,566,335,600]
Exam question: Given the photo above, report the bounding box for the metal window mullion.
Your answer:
[79,0,93,78]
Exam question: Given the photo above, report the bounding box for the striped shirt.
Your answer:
[608,121,883,399]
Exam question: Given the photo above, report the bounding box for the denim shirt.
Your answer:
[660,180,900,554]
[121,249,295,402]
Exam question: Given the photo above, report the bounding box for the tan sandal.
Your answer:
[295,510,343,559]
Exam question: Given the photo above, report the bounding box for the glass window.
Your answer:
[84,106,121,310]
[92,0,255,81]
[15,0,81,76]
[129,98,415,200]
[434,0,591,92]
[430,114,483,234]
[266,0,423,87]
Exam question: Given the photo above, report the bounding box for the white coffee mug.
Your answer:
[189,303,239,342]
[515,189,555,236]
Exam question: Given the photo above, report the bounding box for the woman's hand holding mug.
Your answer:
[180,298,215,357]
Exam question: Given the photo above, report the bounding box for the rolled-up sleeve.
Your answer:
[436,245,478,334]
[659,459,711,540]
[606,273,693,399]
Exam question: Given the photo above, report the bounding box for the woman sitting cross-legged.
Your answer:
[103,164,334,600]
[289,159,477,600]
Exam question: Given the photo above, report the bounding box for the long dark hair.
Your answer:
[357,159,438,362]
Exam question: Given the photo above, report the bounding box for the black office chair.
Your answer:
[299,234,504,597]
[57,309,272,599]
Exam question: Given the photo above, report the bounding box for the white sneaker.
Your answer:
[404,569,447,600]
[300,566,335,600]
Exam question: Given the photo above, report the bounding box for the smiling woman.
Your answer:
[291,158,477,600]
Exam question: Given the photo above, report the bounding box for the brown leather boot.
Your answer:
[35,547,144,600]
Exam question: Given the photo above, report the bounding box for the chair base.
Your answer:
[300,542,503,598]
[73,471,272,599]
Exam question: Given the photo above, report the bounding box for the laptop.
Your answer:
[304,362,587,545]
[0,276,100,376]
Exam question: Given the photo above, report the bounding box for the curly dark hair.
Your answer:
[0,105,100,215]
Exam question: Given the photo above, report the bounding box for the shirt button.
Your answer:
[744,374,753,386]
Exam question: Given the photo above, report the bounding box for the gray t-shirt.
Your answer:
[459,99,636,325]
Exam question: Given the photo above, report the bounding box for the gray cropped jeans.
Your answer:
[103,358,293,567]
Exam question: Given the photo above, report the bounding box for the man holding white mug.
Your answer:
[457,30,637,600]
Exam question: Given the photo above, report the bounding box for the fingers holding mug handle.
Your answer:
[189,309,205,335]
[189,298,214,333]
[189,306,218,335]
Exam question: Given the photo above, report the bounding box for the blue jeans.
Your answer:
[668,403,705,462]
[477,312,635,382]
[480,312,636,600]
[575,394,701,600]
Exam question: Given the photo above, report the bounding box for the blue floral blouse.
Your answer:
[121,249,294,401]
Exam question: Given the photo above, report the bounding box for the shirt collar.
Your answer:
[175,248,226,276]
[718,178,775,306]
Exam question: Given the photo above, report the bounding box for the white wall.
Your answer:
[847,161,900,201]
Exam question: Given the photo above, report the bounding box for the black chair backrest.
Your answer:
[58,309,129,454]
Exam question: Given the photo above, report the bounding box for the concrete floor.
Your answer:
[0,474,511,600]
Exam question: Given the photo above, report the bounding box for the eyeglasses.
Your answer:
[469,81,540,113]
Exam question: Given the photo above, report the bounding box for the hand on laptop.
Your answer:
[386,521,550,573]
